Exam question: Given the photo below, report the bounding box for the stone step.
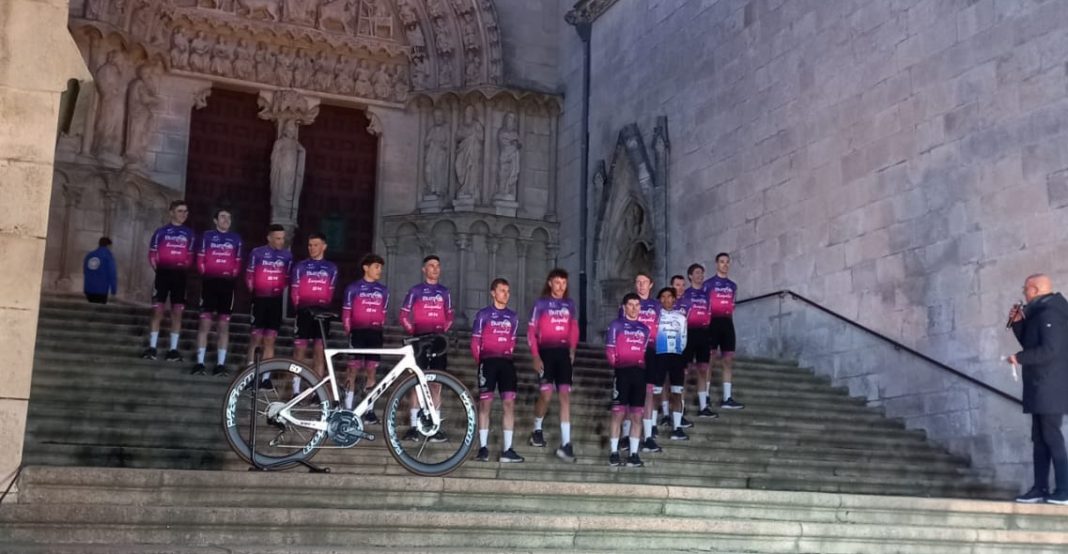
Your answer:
[0,467,1058,553]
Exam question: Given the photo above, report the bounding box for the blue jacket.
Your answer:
[83,247,117,295]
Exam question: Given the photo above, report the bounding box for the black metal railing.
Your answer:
[737,290,1023,406]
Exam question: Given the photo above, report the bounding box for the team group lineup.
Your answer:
[141,200,746,468]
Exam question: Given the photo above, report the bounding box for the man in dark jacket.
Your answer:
[1008,274,1068,504]
[83,237,117,304]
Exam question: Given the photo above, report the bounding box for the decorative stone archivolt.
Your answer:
[73,0,505,105]
[413,88,560,217]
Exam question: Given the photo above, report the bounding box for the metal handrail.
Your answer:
[737,290,1023,406]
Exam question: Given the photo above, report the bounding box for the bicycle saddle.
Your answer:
[404,334,449,360]
[305,307,339,322]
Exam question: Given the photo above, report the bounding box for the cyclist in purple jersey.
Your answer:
[192,209,243,377]
[400,255,454,443]
[244,224,292,363]
[681,263,719,419]
[290,232,338,387]
[671,274,686,302]
[636,273,666,453]
[341,253,389,421]
[142,200,194,362]
[527,268,580,463]
[706,252,744,410]
[470,278,524,463]
[606,293,651,468]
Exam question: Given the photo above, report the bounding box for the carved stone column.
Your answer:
[55,183,84,290]
[486,235,500,280]
[102,188,124,238]
[382,236,398,321]
[257,90,321,238]
[546,242,559,269]
[516,239,529,316]
[454,232,471,326]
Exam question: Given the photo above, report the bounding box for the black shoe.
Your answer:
[650,425,659,438]
[619,439,630,452]
[1048,490,1068,505]
[679,416,694,429]
[626,453,644,467]
[529,430,546,448]
[697,407,719,419]
[190,363,207,375]
[720,397,745,410]
[641,437,663,453]
[659,415,672,427]
[362,411,379,425]
[402,427,421,442]
[429,430,448,443]
[212,364,230,377]
[556,443,576,463]
[140,347,158,360]
[1015,486,1048,503]
[608,452,623,467]
[475,446,489,462]
[670,428,689,441]
[500,448,524,463]
[165,349,182,362]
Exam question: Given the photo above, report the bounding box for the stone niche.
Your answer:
[410,88,560,220]
[381,212,557,328]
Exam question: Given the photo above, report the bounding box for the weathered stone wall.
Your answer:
[494,0,561,92]
[0,0,90,494]
[560,0,1068,488]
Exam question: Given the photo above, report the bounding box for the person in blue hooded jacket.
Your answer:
[83,237,117,304]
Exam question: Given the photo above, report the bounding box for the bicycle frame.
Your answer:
[274,344,439,434]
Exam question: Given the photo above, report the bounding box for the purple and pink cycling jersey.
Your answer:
[196,230,242,279]
[704,275,737,318]
[680,285,711,327]
[342,280,389,331]
[527,297,579,358]
[470,306,519,363]
[245,246,293,297]
[149,224,195,270]
[616,298,660,343]
[399,283,454,335]
[605,318,651,369]
[290,259,338,309]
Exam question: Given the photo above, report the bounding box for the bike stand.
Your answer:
[246,348,332,474]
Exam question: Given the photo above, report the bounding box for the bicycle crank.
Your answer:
[327,410,374,447]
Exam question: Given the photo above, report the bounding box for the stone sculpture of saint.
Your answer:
[170,27,190,69]
[453,105,483,199]
[92,50,126,161]
[270,119,306,227]
[422,108,449,198]
[314,55,336,91]
[353,59,374,97]
[188,31,213,73]
[254,43,276,82]
[210,36,234,76]
[371,63,392,99]
[124,63,162,164]
[232,38,255,80]
[495,112,520,199]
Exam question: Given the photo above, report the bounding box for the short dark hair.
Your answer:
[490,277,509,290]
[169,200,188,211]
[621,292,641,306]
[657,287,675,299]
[423,255,440,265]
[635,271,652,282]
[670,274,685,284]
[98,237,112,247]
[540,268,570,297]
[267,224,286,234]
[687,263,704,277]
[307,232,327,243]
[715,252,730,262]
[213,208,231,220]
[361,253,385,268]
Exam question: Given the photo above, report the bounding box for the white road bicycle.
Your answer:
[222,312,477,476]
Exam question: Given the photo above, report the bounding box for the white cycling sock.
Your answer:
[292,379,301,395]
[169,333,179,351]
[196,348,206,364]
[643,419,654,439]
[629,436,640,453]
[479,429,489,448]
[149,331,159,348]
[661,400,669,415]
[610,437,619,453]
[560,422,571,445]
[345,390,355,410]
[651,410,659,426]
[534,417,543,431]
[217,349,227,365]
[723,382,732,401]
[698,391,708,409]
[503,430,513,451]
[672,411,683,429]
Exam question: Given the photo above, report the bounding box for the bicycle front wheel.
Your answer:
[383,370,477,476]
[222,358,330,469]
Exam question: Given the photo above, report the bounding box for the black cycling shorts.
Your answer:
[478,358,517,397]
[538,347,573,388]
[612,366,646,409]
[643,347,663,385]
[153,268,187,306]
[250,296,283,332]
[349,328,384,362]
[656,353,687,389]
[199,278,235,315]
[683,326,711,364]
[294,308,330,341]
[708,317,736,354]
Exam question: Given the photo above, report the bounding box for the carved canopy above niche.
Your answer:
[73,0,506,105]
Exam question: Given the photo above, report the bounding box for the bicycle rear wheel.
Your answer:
[222,358,330,469]
[383,370,477,476]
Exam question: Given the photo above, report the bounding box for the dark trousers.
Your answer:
[1032,413,1068,492]
[85,293,108,304]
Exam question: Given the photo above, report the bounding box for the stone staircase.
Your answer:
[5,295,1065,552]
